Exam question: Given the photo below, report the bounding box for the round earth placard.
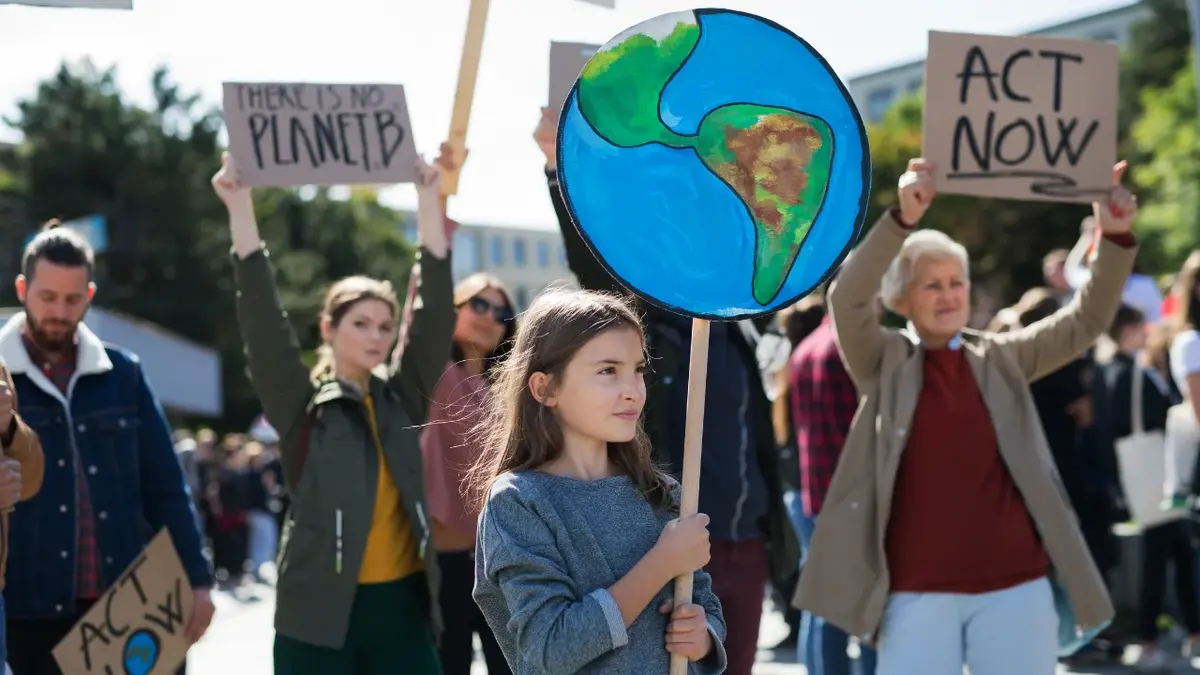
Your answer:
[557,8,871,320]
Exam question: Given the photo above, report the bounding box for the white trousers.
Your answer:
[877,577,1058,675]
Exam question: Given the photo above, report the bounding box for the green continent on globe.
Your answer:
[695,105,833,305]
[577,17,700,149]
[575,13,834,306]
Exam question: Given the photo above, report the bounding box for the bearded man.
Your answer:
[0,224,213,675]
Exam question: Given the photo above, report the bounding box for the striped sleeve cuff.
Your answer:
[587,588,629,649]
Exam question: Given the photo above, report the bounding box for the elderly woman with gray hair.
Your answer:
[794,158,1139,675]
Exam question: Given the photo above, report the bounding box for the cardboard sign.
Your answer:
[549,42,600,115]
[223,82,419,187]
[0,0,130,7]
[923,31,1118,203]
[53,529,195,675]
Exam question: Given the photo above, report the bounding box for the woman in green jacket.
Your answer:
[211,151,454,675]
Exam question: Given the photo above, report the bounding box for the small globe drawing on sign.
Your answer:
[123,629,160,675]
[557,8,871,319]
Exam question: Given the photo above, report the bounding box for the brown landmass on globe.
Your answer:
[715,114,824,231]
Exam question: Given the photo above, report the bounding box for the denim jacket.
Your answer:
[0,313,211,618]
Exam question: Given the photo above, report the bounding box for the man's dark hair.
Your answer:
[21,219,94,281]
[1107,303,1145,342]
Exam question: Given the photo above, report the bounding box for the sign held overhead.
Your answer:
[222,82,419,187]
[922,30,1118,203]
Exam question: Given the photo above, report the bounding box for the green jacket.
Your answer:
[234,245,454,649]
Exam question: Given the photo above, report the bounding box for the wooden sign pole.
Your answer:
[670,317,711,675]
[442,0,491,196]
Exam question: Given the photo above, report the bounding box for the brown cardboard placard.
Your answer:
[922,31,1118,203]
[53,529,195,675]
[223,82,419,187]
[549,42,600,116]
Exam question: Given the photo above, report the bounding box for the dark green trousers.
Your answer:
[275,574,441,675]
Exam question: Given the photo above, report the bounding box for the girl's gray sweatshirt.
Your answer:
[474,471,728,675]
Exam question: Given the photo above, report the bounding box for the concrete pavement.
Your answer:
[184,583,1197,674]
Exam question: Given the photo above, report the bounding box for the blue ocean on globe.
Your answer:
[123,629,160,675]
[558,8,870,319]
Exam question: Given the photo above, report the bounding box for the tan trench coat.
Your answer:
[793,211,1133,642]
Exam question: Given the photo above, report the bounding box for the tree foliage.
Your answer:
[0,61,416,430]
[865,0,1197,304]
[1131,61,1198,264]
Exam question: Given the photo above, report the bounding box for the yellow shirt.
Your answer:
[358,393,423,583]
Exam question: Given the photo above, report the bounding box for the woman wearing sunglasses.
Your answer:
[421,273,517,675]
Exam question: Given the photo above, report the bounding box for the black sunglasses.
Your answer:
[465,296,514,323]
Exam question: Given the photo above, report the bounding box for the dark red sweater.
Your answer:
[885,347,1049,593]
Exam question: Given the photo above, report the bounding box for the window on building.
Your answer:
[489,236,505,266]
[452,231,480,279]
[865,87,896,123]
[558,244,568,267]
[403,223,418,242]
[906,78,923,93]
[1091,30,1118,43]
[513,238,528,268]
[537,241,551,268]
[515,286,529,310]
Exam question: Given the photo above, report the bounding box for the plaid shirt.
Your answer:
[22,334,104,600]
[789,317,860,517]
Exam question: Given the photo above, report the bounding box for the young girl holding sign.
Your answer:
[471,288,728,674]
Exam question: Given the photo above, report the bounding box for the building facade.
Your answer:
[847,2,1151,124]
[402,218,575,311]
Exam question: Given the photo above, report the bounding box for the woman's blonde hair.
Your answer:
[311,276,400,381]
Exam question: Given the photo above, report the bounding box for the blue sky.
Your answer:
[0,0,1131,229]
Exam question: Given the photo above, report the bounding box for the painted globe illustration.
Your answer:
[557,8,871,319]
[123,629,160,675]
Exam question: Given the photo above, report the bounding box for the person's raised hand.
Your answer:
[653,513,711,579]
[211,152,252,213]
[535,107,558,171]
[435,141,468,176]
[414,155,444,201]
[897,158,936,226]
[1094,161,1137,235]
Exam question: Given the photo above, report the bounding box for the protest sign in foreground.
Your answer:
[54,529,194,675]
[222,82,419,187]
[923,30,1118,203]
[556,9,866,673]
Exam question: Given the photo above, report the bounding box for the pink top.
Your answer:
[421,362,489,552]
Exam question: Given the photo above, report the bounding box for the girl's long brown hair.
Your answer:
[467,288,675,511]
